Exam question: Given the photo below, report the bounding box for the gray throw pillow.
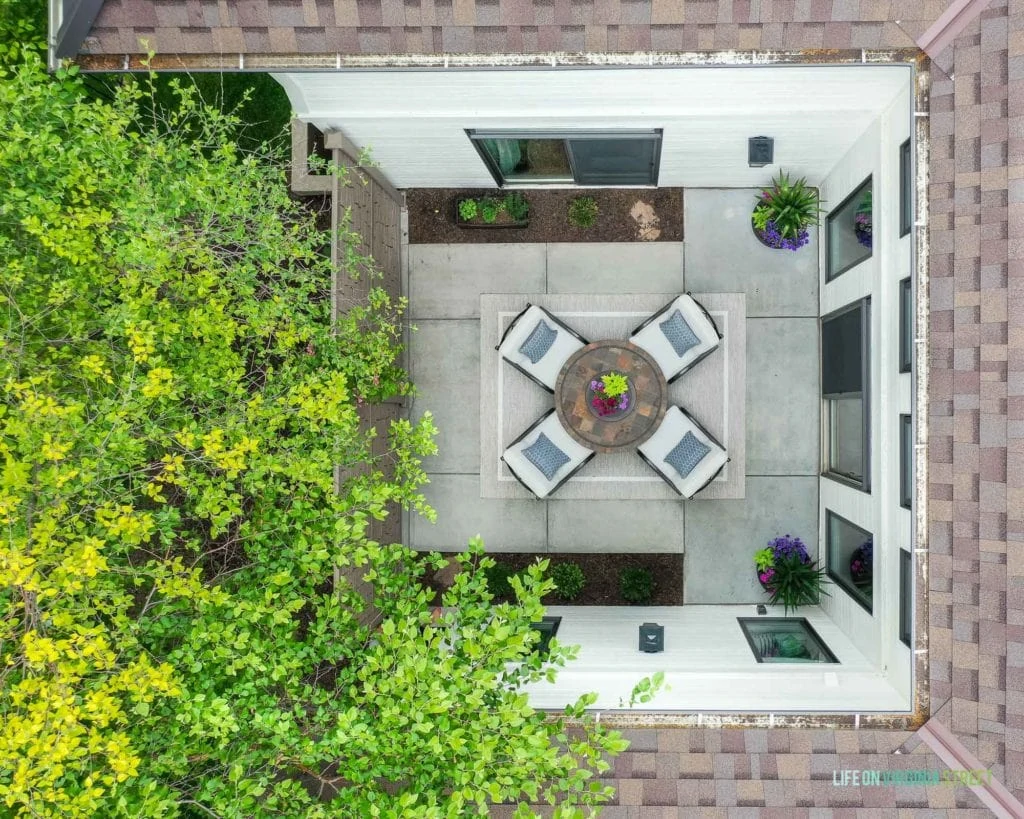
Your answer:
[664,431,710,478]
[659,309,700,358]
[522,433,570,481]
[518,320,557,364]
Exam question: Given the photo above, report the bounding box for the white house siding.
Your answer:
[524,606,909,712]
[818,81,914,708]
[274,65,911,189]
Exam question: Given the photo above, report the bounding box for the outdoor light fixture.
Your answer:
[639,622,664,653]
[748,136,774,167]
[757,604,767,615]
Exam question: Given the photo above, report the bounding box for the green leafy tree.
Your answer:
[0,58,627,817]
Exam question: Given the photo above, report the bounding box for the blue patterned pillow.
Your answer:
[664,431,710,478]
[522,433,570,481]
[518,320,557,364]
[659,309,700,358]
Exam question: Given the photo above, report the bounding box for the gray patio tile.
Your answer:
[409,474,547,552]
[407,243,546,319]
[409,319,480,472]
[683,476,819,603]
[683,188,819,318]
[547,499,684,553]
[745,318,821,476]
[545,242,685,294]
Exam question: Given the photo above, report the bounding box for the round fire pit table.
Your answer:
[555,340,668,453]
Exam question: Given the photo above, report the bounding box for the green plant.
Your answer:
[600,372,629,398]
[458,198,478,221]
[752,170,823,244]
[503,192,530,221]
[764,554,831,614]
[778,634,810,658]
[551,562,586,601]
[479,196,502,224]
[568,195,599,229]
[485,561,517,598]
[620,567,654,605]
[754,548,775,573]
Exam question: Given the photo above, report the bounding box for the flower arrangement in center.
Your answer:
[751,171,823,251]
[589,371,630,417]
[754,533,830,614]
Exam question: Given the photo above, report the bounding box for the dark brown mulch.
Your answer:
[427,552,683,606]
[406,188,684,244]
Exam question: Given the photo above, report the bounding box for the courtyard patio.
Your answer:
[401,188,823,605]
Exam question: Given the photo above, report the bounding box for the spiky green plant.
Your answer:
[752,171,823,240]
[568,196,599,229]
[600,372,628,398]
[764,553,831,614]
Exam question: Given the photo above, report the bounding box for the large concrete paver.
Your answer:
[410,474,547,552]
[547,498,684,553]
[408,243,546,319]
[546,242,684,294]
[683,476,819,604]
[744,318,820,476]
[408,319,480,473]
[683,188,818,318]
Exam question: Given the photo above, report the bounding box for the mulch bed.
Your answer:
[428,552,684,606]
[406,188,684,244]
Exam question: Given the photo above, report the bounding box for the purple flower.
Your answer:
[768,534,810,565]
[756,219,809,252]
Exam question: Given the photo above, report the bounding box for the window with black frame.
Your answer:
[822,299,871,490]
[900,414,912,509]
[899,277,912,373]
[826,510,873,612]
[467,130,662,187]
[827,177,873,280]
[900,139,912,237]
[899,549,912,646]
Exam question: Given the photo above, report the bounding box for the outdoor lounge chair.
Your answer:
[629,293,722,383]
[496,303,588,392]
[637,405,728,499]
[501,409,596,499]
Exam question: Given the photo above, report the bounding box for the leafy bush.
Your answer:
[620,567,654,605]
[551,562,586,601]
[458,198,478,221]
[504,192,530,221]
[479,197,502,224]
[485,561,517,598]
[568,196,599,229]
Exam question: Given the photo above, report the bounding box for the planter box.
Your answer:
[453,199,529,229]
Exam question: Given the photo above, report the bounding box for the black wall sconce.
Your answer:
[748,136,774,168]
[639,622,664,653]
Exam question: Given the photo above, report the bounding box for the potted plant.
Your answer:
[455,191,530,228]
[751,171,823,251]
[586,371,633,419]
[755,534,831,614]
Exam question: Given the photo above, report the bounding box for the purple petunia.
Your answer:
[768,534,810,565]
[756,219,809,252]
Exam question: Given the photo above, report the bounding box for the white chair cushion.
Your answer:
[631,295,719,379]
[502,413,593,498]
[638,407,727,498]
[498,305,586,390]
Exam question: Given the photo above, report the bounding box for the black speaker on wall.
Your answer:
[748,136,774,168]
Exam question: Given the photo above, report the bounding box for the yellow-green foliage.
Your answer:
[600,372,629,398]
[0,57,629,818]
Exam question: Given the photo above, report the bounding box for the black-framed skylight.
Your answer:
[738,618,839,664]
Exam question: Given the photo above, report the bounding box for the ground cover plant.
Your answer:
[0,51,630,817]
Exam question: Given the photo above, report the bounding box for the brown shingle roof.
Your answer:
[63,0,1023,812]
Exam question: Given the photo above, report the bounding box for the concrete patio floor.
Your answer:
[403,188,821,604]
